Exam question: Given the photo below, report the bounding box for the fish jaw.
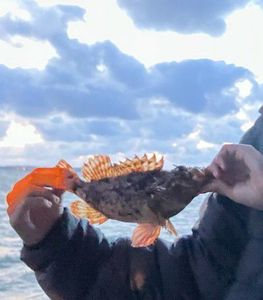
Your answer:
[55,160,82,192]
[73,180,91,202]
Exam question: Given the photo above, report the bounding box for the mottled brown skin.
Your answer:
[72,166,213,226]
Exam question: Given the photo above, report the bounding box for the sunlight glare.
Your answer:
[235,80,253,99]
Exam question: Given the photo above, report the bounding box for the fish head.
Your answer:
[60,169,80,192]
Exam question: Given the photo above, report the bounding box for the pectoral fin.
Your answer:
[70,200,108,224]
[131,224,161,248]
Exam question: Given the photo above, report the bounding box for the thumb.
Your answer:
[53,188,64,199]
[201,179,233,197]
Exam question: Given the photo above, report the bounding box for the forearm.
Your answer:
[224,208,263,300]
[21,208,75,271]
[197,193,249,256]
[184,193,250,299]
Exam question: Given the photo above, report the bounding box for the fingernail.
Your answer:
[54,196,61,204]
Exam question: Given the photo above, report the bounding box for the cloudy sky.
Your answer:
[0,0,262,168]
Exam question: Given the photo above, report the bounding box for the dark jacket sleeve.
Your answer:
[21,194,256,300]
[159,192,263,300]
[21,208,112,300]
[224,208,263,300]
[150,192,250,300]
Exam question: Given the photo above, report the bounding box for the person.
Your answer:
[6,107,263,300]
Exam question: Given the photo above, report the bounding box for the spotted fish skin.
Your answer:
[72,165,211,225]
[56,154,213,247]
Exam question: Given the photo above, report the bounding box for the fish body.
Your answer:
[57,155,212,247]
[73,166,206,224]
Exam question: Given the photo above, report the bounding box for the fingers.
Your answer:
[203,144,240,192]
[27,186,61,203]
[7,174,62,215]
[9,196,54,229]
[201,179,233,198]
[216,143,260,163]
[7,185,61,215]
[6,166,75,210]
[6,167,68,246]
[53,188,65,198]
[213,149,228,172]
[205,163,223,179]
[205,143,254,178]
[205,145,228,179]
[203,143,258,195]
[206,144,234,177]
[8,194,62,246]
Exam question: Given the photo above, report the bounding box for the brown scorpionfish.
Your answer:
[52,154,213,247]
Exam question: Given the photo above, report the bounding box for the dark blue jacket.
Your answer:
[21,113,263,300]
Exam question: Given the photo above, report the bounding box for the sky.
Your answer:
[0,0,262,168]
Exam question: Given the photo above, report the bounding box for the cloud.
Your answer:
[0,2,256,120]
[148,59,254,115]
[0,2,146,119]
[117,0,250,36]
[0,121,9,138]
[0,1,85,41]
[0,1,262,167]
[33,116,129,142]
[0,42,254,121]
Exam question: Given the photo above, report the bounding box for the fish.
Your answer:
[54,154,213,247]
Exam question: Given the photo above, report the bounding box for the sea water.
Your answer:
[0,167,205,299]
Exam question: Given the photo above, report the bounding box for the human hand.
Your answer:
[203,144,263,210]
[6,167,74,246]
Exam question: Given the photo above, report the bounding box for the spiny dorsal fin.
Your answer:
[82,154,164,182]
[82,155,112,182]
[70,200,108,224]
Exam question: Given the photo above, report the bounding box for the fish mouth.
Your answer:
[75,187,88,201]
[73,178,85,189]
[71,179,88,200]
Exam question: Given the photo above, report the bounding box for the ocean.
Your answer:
[0,167,205,299]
